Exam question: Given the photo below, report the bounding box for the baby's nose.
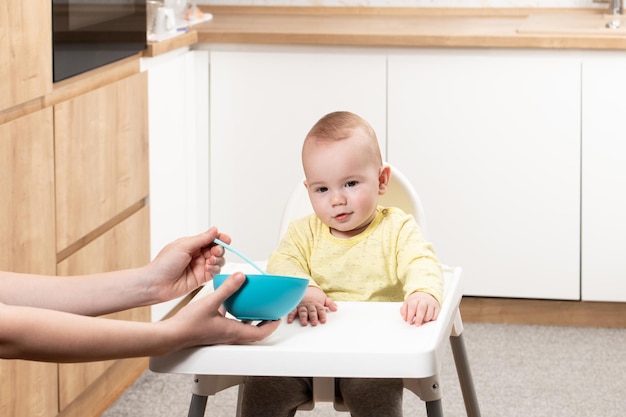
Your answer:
[330,191,347,205]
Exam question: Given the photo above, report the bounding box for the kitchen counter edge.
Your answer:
[144,6,626,57]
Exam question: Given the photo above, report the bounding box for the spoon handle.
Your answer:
[213,238,267,275]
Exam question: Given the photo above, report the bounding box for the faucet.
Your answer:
[605,0,623,29]
[609,0,623,15]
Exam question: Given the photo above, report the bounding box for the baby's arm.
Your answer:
[287,286,337,326]
[400,291,440,326]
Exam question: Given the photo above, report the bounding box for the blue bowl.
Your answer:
[213,274,308,320]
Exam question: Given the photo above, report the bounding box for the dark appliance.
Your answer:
[52,0,147,82]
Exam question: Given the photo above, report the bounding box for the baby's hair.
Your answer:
[303,111,382,165]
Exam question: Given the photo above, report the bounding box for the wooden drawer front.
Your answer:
[57,206,150,410]
[54,72,149,252]
[0,108,56,274]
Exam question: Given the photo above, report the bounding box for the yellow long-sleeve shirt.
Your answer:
[267,206,444,305]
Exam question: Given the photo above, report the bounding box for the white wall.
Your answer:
[197,0,603,9]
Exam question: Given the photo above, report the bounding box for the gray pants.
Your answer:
[240,376,404,417]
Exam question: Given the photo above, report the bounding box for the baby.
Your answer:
[240,111,444,417]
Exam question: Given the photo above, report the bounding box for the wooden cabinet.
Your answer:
[1,63,149,415]
[0,0,52,111]
[208,48,387,260]
[57,207,150,410]
[54,73,149,253]
[387,51,581,300]
[0,109,58,417]
[0,109,56,273]
[53,72,150,414]
[581,56,626,302]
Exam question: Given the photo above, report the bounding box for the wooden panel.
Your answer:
[461,297,626,328]
[194,7,626,51]
[54,72,149,252]
[0,361,58,417]
[57,358,148,417]
[44,55,141,110]
[517,13,626,37]
[0,109,56,273]
[0,110,58,416]
[0,0,52,111]
[57,206,150,411]
[143,31,198,57]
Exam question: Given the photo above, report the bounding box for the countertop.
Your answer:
[145,6,626,57]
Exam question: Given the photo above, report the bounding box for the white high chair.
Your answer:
[150,164,481,417]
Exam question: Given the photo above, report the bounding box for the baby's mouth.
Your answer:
[333,212,352,222]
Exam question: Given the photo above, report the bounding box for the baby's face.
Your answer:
[303,135,383,239]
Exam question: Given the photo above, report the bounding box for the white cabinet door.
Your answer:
[209,48,387,261]
[581,57,626,302]
[388,51,581,299]
[143,48,210,320]
[144,48,210,260]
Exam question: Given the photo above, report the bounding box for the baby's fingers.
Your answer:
[287,307,298,324]
[400,302,416,323]
[324,297,338,312]
[413,302,440,327]
[413,302,429,326]
[297,305,316,326]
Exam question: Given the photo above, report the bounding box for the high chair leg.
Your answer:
[425,399,443,417]
[188,394,207,417]
[450,333,481,417]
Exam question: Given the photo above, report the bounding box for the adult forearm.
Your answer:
[0,268,157,316]
[0,274,284,363]
[0,303,177,362]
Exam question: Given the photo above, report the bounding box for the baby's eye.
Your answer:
[345,181,358,188]
[316,186,328,193]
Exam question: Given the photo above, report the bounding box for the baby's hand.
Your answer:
[400,291,440,326]
[288,287,337,326]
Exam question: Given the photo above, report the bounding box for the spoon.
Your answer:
[213,238,267,275]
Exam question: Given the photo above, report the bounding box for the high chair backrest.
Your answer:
[277,163,428,243]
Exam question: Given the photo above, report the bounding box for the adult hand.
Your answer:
[146,227,231,303]
[165,273,281,349]
[287,286,337,326]
[400,291,440,326]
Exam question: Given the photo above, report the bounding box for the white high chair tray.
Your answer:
[149,267,462,380]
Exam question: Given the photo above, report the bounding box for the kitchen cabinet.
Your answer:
[1,63,150,416]
[142,47,210,320]
[54,73,149,253]
[56,207,150,410]
[0,0,52,112]
[191,43,626,301]
[208,47,387,261]
[581,57,626,302]
[0,109,56,273]
[0,109,58,417]
[52,71,150,413]
[387,50,581,300]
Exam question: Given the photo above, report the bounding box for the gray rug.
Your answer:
[103,323,626,416]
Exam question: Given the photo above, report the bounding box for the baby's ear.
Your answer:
[378,165,391,195]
